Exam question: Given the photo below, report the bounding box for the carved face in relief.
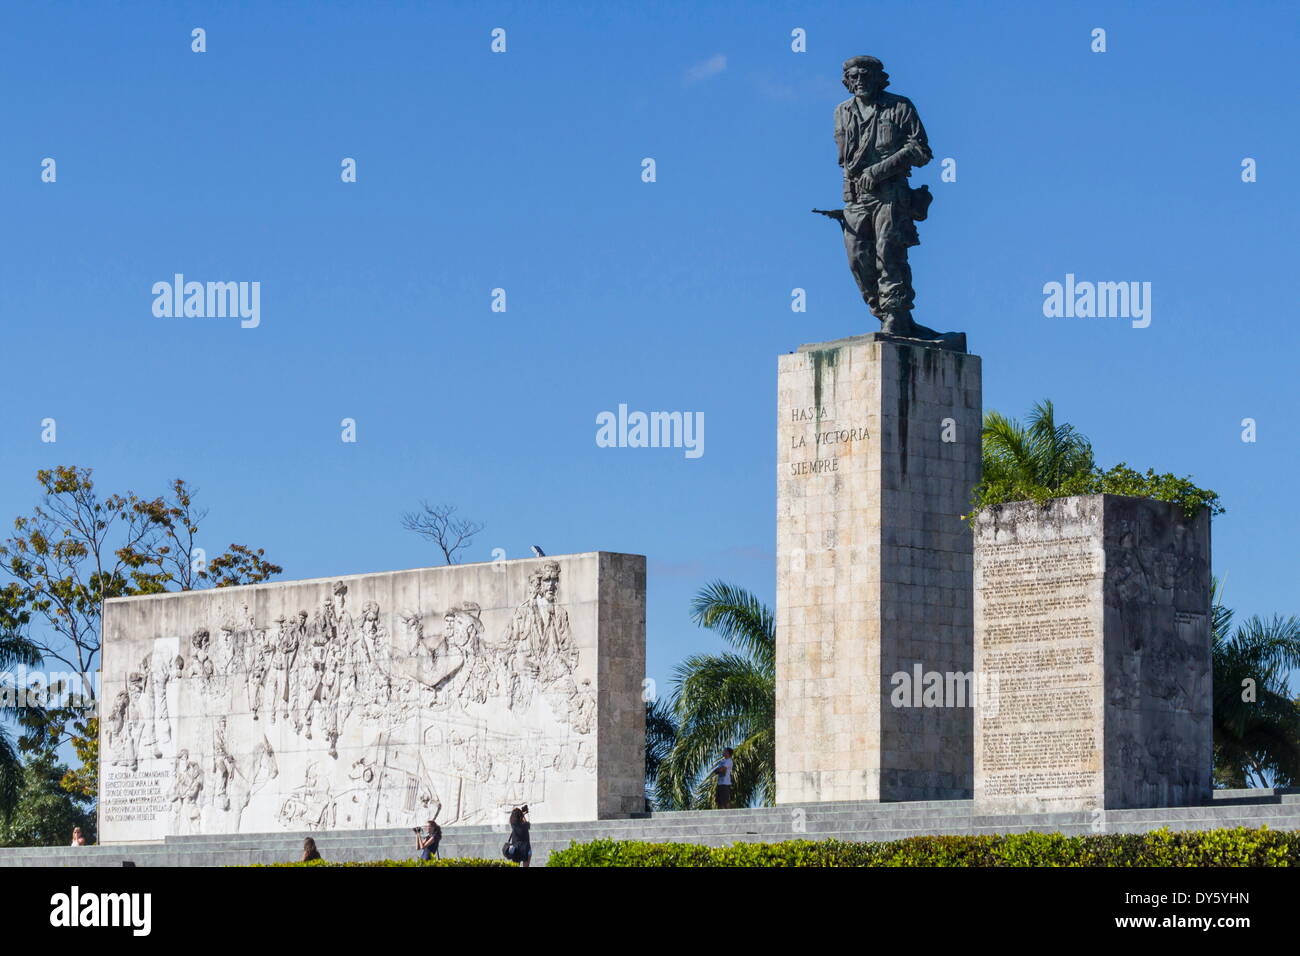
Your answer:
[531,563,561,603]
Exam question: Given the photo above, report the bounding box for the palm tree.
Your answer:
[644,698,678,810]
[0,629,42,817]
[980,399,1095,501]
[1211,584,1300,789]
[654,582,775,810]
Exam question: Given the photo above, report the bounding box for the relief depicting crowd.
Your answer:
[104,561,597,831]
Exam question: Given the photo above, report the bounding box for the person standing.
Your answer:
[417,818,442,861]
[506,806,532,867]
[711,748,735,809]
[70,827,86,847]
[301,837,322,862]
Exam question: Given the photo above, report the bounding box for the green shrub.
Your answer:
[546,828,1299,867]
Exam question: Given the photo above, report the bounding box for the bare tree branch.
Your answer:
[400,502,483,565]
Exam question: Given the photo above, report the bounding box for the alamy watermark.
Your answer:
[889,664,1001,715]
[596,404,704,459]
[1,667,99,711]
[152,274,261,328]
[1042,273,1151,328]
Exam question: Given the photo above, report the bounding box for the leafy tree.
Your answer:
[971,400,1223,521]
[1211,585,1300,788]
[655,582,775,810]
[0,753,96,847]
[0,465,282,797]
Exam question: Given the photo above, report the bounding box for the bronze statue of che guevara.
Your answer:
[814,56,960,347]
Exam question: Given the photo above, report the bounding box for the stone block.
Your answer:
[99,552,645,842]
[776,336,982,802]
[973,495,1212,812]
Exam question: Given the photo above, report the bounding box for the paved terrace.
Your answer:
[3,789,1297,867]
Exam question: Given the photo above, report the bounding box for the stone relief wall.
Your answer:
[99,553,645,842]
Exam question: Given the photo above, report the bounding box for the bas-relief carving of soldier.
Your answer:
[357,600,392,713]
[302,598,343,756]
[125,670,161,763]
[269,615,291,726]
[247,627,275,721]
[143,649,174,747]
[212,716,237,811]
[190,628,217,691]
[452,602,498,705]
[503,562,577,701]
[169,749,204,834]
[331,581,354,642]
[106,689,135,771]
[279,610,308,731]
[217,620,240,678]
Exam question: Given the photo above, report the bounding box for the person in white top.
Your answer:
[710,748,735,809]
[70,826,86,847]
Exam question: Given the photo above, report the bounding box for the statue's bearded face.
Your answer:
[843,67,881,97]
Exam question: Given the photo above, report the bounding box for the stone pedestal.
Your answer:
[775,335,982,802]
[973,495,1212,813]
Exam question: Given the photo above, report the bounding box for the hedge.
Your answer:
[243,857,514,868]
[545,828,1299,867]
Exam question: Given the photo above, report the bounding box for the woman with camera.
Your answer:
[505,806,531,867]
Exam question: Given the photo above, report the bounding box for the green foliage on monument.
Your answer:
[650,582,775,811]
[0,465,283,803]
[970,400,1223,521]
[0,754,96,847]
[1211,584,1300,789]
[548,827,1300,867]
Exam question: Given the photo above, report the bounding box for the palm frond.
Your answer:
[689,581,775,677]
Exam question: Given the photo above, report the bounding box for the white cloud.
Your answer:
[684,53,727,85]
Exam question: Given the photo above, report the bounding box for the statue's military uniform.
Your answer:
[834,90,932,326]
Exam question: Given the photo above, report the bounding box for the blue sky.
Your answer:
[1,0,1297,698]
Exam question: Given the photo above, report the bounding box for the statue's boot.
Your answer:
[879,311,916,336]
[881,311,967,352]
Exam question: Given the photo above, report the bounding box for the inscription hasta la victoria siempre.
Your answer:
[787,404,869,476]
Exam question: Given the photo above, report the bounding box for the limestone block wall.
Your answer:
[776,335,982,802]
[98,552,645,843]
[974,496,1211,812]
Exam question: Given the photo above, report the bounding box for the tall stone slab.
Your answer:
[776,335,982,802]
[973,495,1212,813]
[98,552,645,843]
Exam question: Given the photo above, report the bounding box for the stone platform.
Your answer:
[3,789,1295,867]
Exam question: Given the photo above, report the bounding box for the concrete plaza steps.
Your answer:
[3,788,1298,866]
